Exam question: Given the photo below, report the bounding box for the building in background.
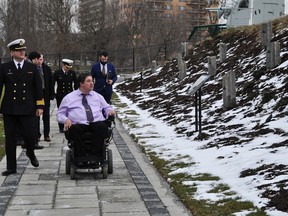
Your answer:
[79,0,211,41]
[208,0,285,27]
[78,0,105,31]
[226,0,285,27]
[118,0,210,40]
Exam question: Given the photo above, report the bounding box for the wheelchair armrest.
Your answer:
[108,115,115,121]
[105,115,115,127]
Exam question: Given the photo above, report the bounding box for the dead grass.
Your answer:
[115,14,288,214]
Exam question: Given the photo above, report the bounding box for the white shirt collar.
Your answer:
[79,89,92,96]
[13,59,24,69]
[101,64,107,70]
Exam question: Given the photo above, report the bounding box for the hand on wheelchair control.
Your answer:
[107,110,116,116]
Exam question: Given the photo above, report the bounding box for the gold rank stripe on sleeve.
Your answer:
[36,99,45,106]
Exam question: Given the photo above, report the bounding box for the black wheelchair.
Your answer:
[65,116,115,179]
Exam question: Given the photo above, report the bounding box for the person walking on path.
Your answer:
[29,52,54,142]
[15,53,31,147]
[0,39,44,176]
[90,51,117,104]
[53,59,78,133]
[26,51,45,150]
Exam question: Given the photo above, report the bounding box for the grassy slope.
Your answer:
[114,15,288,215]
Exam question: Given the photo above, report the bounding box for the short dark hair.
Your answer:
[28,51,41,61]
[78,73,92,84]
[99,50,108,57]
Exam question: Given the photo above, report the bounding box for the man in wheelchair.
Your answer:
[56,73,116,161]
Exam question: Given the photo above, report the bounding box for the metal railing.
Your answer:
[0,41,185,74]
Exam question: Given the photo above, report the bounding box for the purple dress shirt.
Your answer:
[57,89,113,125]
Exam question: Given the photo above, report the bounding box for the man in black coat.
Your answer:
[40,55,55,141]
[53,59,78,133]
[0,39,44,176]
[29,52,55,143]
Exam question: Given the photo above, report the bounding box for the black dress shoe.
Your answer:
[44,137,51,142]
[26,151,39,167]
[2,169,17,176]
[59,129,64,133]
[34,144,44,150]
[77,162,86,167]
[90,161,98,167]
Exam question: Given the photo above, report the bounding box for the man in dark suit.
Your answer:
[29,52,55,143]
[40,54,55,141]
[53,59,78,133]
[90,51,117,104]
[0,39,44,176]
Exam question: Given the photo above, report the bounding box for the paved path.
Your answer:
[0,101,192,216]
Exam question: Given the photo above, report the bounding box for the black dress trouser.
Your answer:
[37,103,50,138]
[3,115,36,170]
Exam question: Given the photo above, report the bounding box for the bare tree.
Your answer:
[103,0,121,50]
[6,0,28,44]
[115,1,182,65]
[0,0,8,57]
[36,0,78,53]
[0,0,210,69]
[0,0,36,58]
[38,0,76,34]
[78,2,104,51]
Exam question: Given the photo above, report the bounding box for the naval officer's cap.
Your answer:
[7,39,27,51]
[62,59,73,69]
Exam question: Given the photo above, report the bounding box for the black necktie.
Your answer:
[82,94,94,122]
[17,63,21,70]
[38,66,43,75]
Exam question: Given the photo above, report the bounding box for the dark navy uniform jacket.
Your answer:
[53,69,78,98]
[0,61,44,115]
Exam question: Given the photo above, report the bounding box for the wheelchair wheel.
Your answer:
[65,150,71,174]
[107,149,113,174]
[102,165,108,179]
[70,166,76,180]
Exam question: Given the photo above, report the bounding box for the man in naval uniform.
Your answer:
[0,39,45,176]
[53,59,78,133]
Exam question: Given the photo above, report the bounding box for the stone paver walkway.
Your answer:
[0,101,191,216]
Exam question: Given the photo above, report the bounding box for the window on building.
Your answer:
[166,5,172,10]
[179,6,186,11]
[179,14,185,18]
[239,0,249,8]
